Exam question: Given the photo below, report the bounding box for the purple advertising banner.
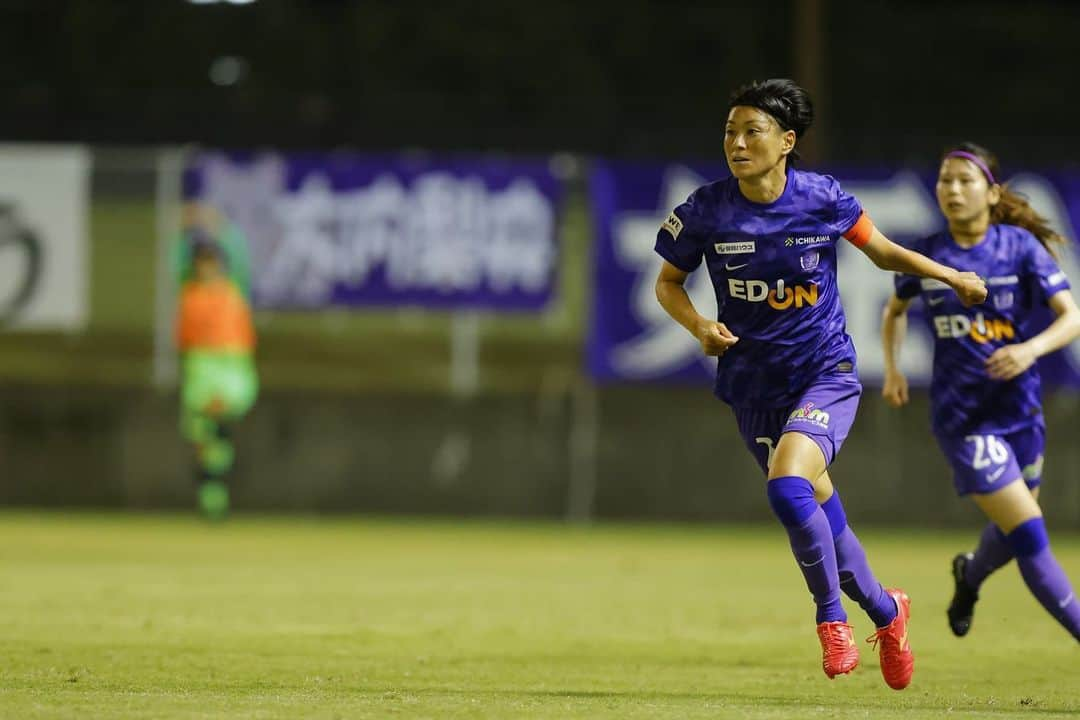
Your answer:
[589,161,1080,388]
[184,152,562,311]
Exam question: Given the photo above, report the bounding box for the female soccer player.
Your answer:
[653,79,987,690]
[881,142,1080,643]
[176,232,258,520]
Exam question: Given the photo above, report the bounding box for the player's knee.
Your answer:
[768,432,827,481]
[1006,517,1049,558]
[811,471,834,504]
[766,476,817,527]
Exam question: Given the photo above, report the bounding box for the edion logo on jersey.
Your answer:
[788,402,830,428]
[933,312,1015,343]
[728,278,819,310]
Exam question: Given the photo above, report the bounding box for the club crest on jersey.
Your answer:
[787,401,830,428]
[993,290,1014,310]
[727,278,818,310]
[800,251,820,271]
[660,212,683,240]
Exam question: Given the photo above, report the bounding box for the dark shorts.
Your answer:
[733,372,862,475]
[935,425,1045,496]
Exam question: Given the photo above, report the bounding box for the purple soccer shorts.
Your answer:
[935,424,1045,496]
[734,371,862,475]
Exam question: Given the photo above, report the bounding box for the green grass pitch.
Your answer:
[0,513,1076,719]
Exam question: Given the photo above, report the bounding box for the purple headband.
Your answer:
[945,150,997,184]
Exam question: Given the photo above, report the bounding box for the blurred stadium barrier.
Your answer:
[0,145,1077,527]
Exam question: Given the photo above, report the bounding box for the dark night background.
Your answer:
[1,0,1077,167]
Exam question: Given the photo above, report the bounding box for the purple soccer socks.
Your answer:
[821,491,897,628]
[1007,518,1080,641]
[768,477,846,624]
[965,523,1014,590]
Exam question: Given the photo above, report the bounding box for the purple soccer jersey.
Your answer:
[894,224,1071,438]
[654,167,865,408]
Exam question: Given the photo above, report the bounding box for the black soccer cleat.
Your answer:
[947,552,979,637]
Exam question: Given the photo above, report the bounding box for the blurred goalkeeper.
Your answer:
[175,226,258,520]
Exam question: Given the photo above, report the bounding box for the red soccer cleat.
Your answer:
[868,588,915,690]
[816,621,859,678]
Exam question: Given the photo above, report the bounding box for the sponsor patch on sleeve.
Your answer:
[660,212,684,240]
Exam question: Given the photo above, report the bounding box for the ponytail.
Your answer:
[992,186,1067,259]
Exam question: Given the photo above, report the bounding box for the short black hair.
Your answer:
[728,78,814,139]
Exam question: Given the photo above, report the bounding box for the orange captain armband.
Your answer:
[842,212,874,248]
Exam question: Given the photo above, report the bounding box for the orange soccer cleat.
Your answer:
[868,588,915,690]
[816,621,859,678]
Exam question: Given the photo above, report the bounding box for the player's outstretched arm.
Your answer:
[857,227,987,307]
[986,289,1080,380]
[655,260,739,357]
[880,294,913,407]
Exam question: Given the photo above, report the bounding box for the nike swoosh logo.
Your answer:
[799,557,824,568]
[1059,592,1075,609]
[725,262,749,271]
[986,467,1006,483]
[927,296,945,306]
[898,629,908,651]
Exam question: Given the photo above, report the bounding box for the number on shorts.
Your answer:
[755,436,776,470]
[964,434,1009,470]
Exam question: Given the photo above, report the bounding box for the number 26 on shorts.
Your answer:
[964,434,1009,470]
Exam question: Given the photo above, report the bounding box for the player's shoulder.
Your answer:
[911,230,948,254]
[683,177,735,210]
[792,168,840,189]
[790,168,846,206]
[672,177,736,227]
[790,167,838,191]
[993,223,1040,249]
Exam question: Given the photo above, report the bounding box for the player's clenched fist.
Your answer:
[695,320,739,356]
[949,271,987,307]
[881,368,910,408]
